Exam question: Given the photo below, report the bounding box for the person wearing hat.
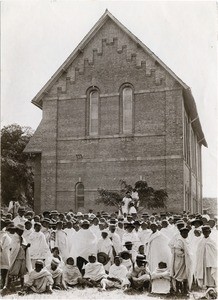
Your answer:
[138,222,152,249]
[195,225,217,289]
[127,254,150,292]
[100,256,130,291]
[122,222,141,252]
[151,261,171,294]
[13,206,27,227]
[0,220,11,288]
[168,220,186,250]
[24,260,53,294]
[171,227,193,294]
[3,224,31,293]
[90,217,100,237]
[28,222,51,268]
[46,257,66,290]
[115,220,125,240]
[75,219,97,273]
[123,241,137,264]
[146,223,172,274]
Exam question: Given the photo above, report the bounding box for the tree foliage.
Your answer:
[96,179,167,210]
[1,124,34,207]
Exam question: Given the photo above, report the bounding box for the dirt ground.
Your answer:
[2,287,206,300]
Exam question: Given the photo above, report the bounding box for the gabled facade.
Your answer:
[25,10,207,214]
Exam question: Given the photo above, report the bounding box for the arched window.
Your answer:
[75,182,84,209]
[122,87,133,133]
[89,90,99,135]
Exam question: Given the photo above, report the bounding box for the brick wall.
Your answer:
[28,18,190,213]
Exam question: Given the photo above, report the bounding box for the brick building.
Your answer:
[25,10,207,214]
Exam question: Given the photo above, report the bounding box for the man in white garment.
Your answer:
[195,225,217,289]
[90,217,100,236]
[0,220,11,288]
[146,223,171,273]
[121,193,132,215]
[29,222,51,268]
[138,222,152,248]
[41,218,51,247]
[13,207,27,226]
[75,220,97,274]
[160,220,174,239]
[108,224,122,256]
[53,221,69,263]
[23,220,34,244]
[122,223,141,251]
[64,221,76,257]
[115,221,125,240]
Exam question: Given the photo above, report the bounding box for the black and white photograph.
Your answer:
[1,1,217,299]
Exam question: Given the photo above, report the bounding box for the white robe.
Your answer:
[75,228,97,260]
[195,236,217,288]
[29,231,51,263]
[122,231,141,251]
[146,231,171,273]
[54,229,69,262]
[109,232,122,255]
[0,231,11,269]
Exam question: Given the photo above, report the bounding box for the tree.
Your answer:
[96,179,167,211]
[1,124,34,207]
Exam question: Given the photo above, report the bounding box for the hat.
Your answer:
[42,218,50,223]
[124,241,133,246]
[35,260,44,266]
[76,212,84,217]
[136,254,147,262]
[51,210,59,215]
[51,258,60,266]
[202,225,211,231]
[16,224,25,231]
[179,226,190,232]
[18,207,25,212]
[175,220,185,226]
[82,220,90,226]
[34,222,41,226]
[7,223,15,229]
[191,218,203,226]
[109,223,116,228]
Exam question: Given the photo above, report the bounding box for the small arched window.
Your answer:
[89,90,99,135]
[122,87,133,133]
[75,182,84,209]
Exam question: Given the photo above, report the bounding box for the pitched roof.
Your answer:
[31,10,207,147]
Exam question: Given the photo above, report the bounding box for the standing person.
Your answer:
[75,220,97,273]
[122,223,141,251]
[8,198,20,219]
[108,224,122,256]
[23,220,34,244]
[0,220,11,288]
[64,221,76,258]
[13,207,27,226]
[41,218,51,247]
[146,223,171,273]
[121,192,132,215]
[28,222,51,268]
[53,221,69,262]
[171,227,193,294]
[195,225,217,289]
[3,225,31,294]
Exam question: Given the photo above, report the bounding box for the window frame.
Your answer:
[119,84,134,134]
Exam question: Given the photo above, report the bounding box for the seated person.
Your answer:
[100,256,130,291]
[151,262,171,294]
[49,247,64,268]
[62,257,82,287]
[46,258,66,290]
[82,254,106,287]
[25,260,53,294]
[128,255,150,291]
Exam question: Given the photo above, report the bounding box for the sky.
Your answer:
[1,0,217,198]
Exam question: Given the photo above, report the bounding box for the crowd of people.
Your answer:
[0,197,217,298]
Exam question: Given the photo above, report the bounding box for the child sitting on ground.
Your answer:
[62,257,82,288]
[151,261,171,294]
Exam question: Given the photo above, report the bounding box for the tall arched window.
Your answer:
[75,182,84,209]
[89,90,99,135]
[123,87,133,133]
